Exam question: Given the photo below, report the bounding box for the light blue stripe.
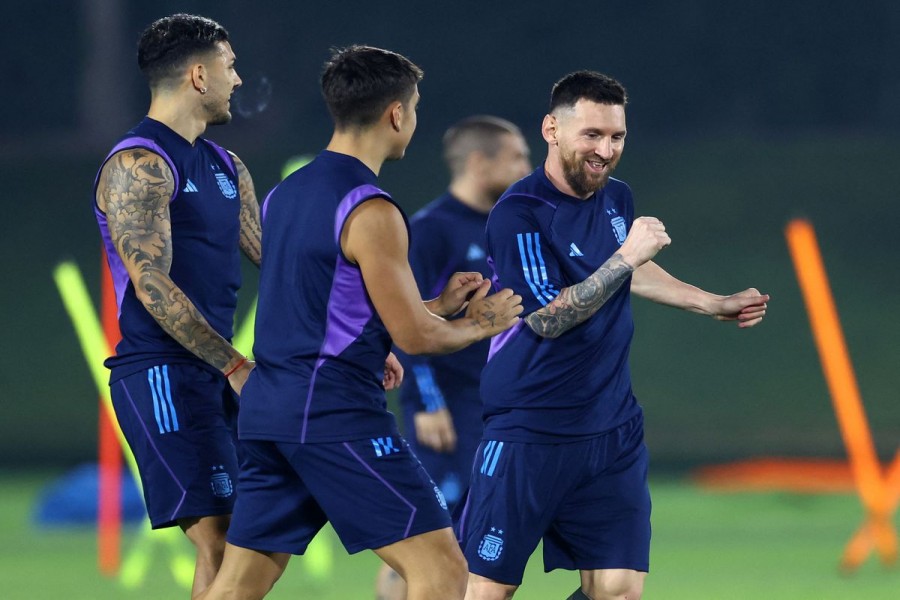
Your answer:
[153,366,171,433]
[162,365,179,432]
[147,368,165,434]
[517,234,545,305]
[527,234,557,302]
[481,441,496,474]
[533,234,560,297]
[371,438,383,457]
[412,365,446,412]
[487,442,504,476]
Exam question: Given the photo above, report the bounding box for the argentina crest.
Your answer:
[215,172,238,199]
[477,529,504,561]
[610,215,627,245]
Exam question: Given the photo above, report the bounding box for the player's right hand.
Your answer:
[227,359,256,396]
[464,280,523,338]
[618,216,671,268]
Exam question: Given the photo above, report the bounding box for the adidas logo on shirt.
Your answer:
[569,243,584,257]
[182,179,199,193]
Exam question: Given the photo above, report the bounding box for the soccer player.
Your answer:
[197,46,523,600]
[92,14,260,597]
[455,71,770,600]
[376,115,531,600]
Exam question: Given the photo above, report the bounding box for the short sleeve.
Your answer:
[486,197,563,316]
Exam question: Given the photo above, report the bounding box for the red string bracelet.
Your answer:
[224,357,247,378]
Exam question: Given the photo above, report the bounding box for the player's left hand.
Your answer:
[435,272,485,316]
[713,288,770,328]
[383,352,404,390]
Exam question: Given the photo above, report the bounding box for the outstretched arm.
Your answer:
[631,260,769,328]
[342,198,522,355]
[97,149,251,387]
[230,151,262,267]
[525,216,671,338]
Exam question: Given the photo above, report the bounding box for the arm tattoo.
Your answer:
[233,154,262,267]
[100,149,236,370]
[525,253,634,338]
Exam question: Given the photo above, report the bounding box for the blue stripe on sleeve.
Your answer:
[412,364,446,412]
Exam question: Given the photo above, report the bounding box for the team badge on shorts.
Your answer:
[210,465,233,498]
[215,172,238,199]
[477,528,504,561]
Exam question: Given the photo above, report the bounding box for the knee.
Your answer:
[409,546,467,596]
[582,571,644,600]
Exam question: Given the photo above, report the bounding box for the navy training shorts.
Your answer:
[110,362,239,528]
[455,413,651,585]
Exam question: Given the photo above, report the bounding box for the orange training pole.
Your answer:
[98,254,123,575]
[785,218,896,567]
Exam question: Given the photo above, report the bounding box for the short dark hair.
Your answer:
[138,14,229,88]
[321,45,423,129]
[443,116,522,177]
[549,71,627,113]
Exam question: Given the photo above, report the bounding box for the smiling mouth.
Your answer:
[586,160,608,173]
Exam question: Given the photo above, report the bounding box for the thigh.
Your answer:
[111,363,239,528]
[289,435,452,555]
[226,439,328,555]
[455,440,579,586]
[545,418,651,573]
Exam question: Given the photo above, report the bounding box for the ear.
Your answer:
[541,114,558,145]
[189,62,209,94]
[389,102,403,132]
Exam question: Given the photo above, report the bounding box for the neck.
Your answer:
[448,177,495,214]
[146,93,208,145]
[326,129,389,176]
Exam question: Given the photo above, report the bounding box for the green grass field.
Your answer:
[3,473,899,599]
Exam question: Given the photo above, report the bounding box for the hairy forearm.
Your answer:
[136,267,240,370]
[525,252,633,338]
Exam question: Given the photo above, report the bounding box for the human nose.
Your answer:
[595,137,613,160]
[233,71,243,89]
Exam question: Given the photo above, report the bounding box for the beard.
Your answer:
[202,95,233,126]
[559,146,616,197]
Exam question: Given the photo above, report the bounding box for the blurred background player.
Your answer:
[375,115,531,600]
[92,13,260,598]
[456,71,769,600]
[198,46,523,600]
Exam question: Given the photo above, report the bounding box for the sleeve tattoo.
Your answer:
[524,253,634,338]
[233,154,262,267]
[100,149,236,370]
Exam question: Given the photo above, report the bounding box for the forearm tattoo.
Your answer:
[234,155,262,266]
[525,253,634,338]
[101,149,234,370]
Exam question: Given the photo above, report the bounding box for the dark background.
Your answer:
[3,0,899,469]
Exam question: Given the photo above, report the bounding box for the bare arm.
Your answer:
[524,216,670,338]
[632,260,769,328]
[230,151,262,267]
[342,198,522,355]
[97,149,247,375]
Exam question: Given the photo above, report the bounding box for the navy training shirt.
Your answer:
[396,193,492,435]
[93,117,242,382]
[481,166,642,442]
[238,151,406,443]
